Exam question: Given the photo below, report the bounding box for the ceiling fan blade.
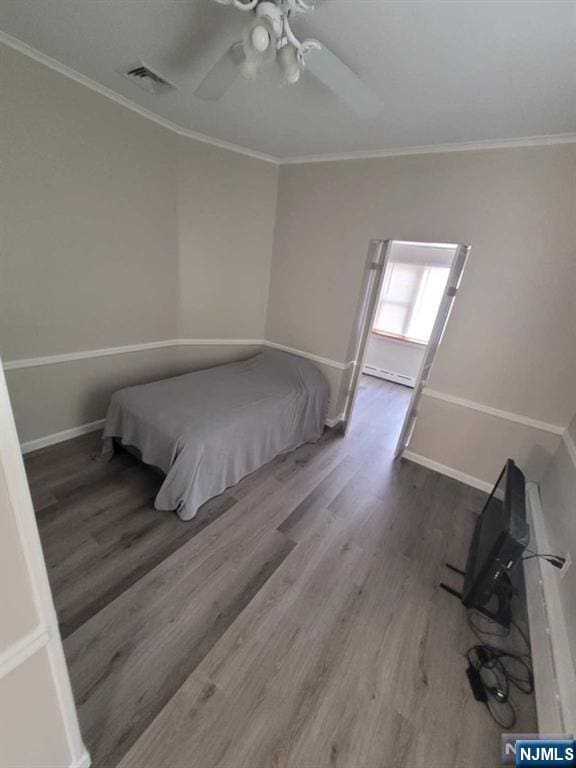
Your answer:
[194,42,244,101]
[304,44,381,118]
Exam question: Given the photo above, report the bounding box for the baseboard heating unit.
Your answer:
[524,482,576,733]
[363,364,415,388]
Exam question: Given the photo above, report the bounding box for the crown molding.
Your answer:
[0,30,278,164]
[2,30,576,166]
[280,133,576,164]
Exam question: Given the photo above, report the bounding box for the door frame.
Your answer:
[341,239,391,433]
[342,239,469,451]
[393,243,470,457]
[0,359,89,766]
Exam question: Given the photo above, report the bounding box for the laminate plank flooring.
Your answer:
[25,376,537,768]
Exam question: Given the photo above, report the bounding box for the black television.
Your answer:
[460,459,529,626]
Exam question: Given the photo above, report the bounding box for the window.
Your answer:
[373,260,450,345]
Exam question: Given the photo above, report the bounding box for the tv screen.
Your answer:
[470,465,507,583]
[462,459,529,625]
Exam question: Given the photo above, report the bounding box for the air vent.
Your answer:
[122,62,174,94]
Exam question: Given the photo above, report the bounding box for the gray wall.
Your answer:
[267,146,576,482]
[2,39,575,489]
[0,44,179,360]
[177,138,277,339]
[0,43,276,443]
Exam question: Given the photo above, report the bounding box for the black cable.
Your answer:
[461,542,560,726]
[522,547,566,568]
[465,610,534,728]
[467,609,532,658]
[508,617,531,660]
[521,553,566,568]
[466,645,516,728]
[468,608,510,640]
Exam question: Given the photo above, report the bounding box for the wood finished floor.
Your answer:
[26,376,537,768]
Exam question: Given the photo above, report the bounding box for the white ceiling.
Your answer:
[1,0,575,160]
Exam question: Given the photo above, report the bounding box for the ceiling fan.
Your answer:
[195,0,381,117]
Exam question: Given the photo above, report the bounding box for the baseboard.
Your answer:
[21,419,105,454]
[21,412,343,455]
[402,449,493,493]
[363,364,415,388]
[325,414,344,428]
[71,748,91,768]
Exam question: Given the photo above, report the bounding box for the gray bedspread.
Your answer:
[101,350,329,520]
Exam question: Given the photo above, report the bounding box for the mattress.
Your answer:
[101,350,330,520]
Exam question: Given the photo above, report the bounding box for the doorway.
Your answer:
[343,239,469,458]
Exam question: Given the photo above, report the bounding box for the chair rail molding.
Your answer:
[563,428,576,468]
[2,339,260,370]
[5,339,569,455]
[0,623,50,679]
[3,338,352,372]
[422,388,564,436]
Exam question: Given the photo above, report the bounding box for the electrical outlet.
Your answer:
[560,551,572,578]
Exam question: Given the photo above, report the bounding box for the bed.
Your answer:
[101,350,330,520]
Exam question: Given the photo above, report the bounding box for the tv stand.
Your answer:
[440,562,513,627]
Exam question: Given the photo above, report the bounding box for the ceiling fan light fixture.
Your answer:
[242,16,276,66]
[251,22,271,53]
[201,0,382,116]
[240,16,276,79]
[277,43,301,84]
[255,1,283,37]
